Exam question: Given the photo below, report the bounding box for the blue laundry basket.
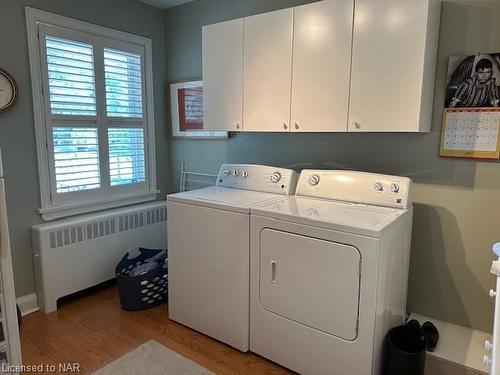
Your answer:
[115,247,168,310]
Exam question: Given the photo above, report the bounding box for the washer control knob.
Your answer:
[241,170,248,178]
[270,172,281,183]
[391,183,400,193]
[232,169,239,177]
[374,182,384,192]
[308,174,320,186]
[222,168,230,176]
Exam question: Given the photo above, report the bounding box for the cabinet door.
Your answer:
[349,0,435,132]
[202,19,243,131]
[291,0,353,132]
[243,9,293,132]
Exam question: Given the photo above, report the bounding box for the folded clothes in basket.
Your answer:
[128,249,167,277]
[129,262,158,277]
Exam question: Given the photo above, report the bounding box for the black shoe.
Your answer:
[406,319,421,330]
[422,321,439,352]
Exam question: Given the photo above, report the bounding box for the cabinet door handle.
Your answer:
[235,122,240,130]
[352,121,361,130]
[294,123,299,130]
[283,122,288,130]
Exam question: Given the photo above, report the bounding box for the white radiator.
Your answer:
[31,202,167,313]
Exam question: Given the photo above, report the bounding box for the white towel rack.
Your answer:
[179,161,218,192]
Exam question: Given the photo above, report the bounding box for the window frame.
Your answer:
[26,7,158,221]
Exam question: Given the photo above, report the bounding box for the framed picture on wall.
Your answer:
[169,80,228,138]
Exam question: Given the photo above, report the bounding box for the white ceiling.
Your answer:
[139,0,195,9]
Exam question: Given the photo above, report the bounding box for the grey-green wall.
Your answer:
[0,0,168,298]
[165,0,500,332]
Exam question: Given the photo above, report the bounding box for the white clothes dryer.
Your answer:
[167,164,298,352]
[250,170,413,374]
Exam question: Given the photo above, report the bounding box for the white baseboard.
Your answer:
[16,293,39,316]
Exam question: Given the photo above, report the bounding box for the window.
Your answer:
[26,8,157,220]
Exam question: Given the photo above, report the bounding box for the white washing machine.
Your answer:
[167,164,298,352]
[250,170,414,375]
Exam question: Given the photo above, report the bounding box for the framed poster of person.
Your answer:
[440,53,500,159]
[445,53,500,108]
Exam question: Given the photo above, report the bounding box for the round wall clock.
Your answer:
[0,68,18,112]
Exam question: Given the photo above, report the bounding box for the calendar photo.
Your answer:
[445,53,500,108]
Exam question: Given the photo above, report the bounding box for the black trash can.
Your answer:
[382,325,427,375]
[115,247,168,310]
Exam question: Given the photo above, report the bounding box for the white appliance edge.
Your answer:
[0,150,22,371]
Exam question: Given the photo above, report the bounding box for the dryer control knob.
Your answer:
[232,169,239,177]
[374,182,384,192]
[222,169,230,176]
[241,170,248,178]
[308,174,320,186]
[390,183,400,193]
[270,172,281,183]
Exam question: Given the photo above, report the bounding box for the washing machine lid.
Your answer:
[252,196,409,237]
[167,186,282,213]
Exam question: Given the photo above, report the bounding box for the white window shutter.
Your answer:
[104,48,143,118]
[52,127,100,193]
[45,36,97,116]
[108,128,146,186]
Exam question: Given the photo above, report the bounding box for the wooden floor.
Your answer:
[21,285,292,374]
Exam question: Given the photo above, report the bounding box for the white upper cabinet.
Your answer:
[243,8,293,132]
[291,0,354,132]
[202,19,243,131]
[348,0,440,132]
[201,0,440,133]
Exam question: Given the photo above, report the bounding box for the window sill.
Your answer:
[38,190,161,221]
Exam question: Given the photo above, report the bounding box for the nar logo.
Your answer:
[58,363,81,372]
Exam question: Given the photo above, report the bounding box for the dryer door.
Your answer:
[259,228,361,341]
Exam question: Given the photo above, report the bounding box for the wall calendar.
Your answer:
[440,108,500,159]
